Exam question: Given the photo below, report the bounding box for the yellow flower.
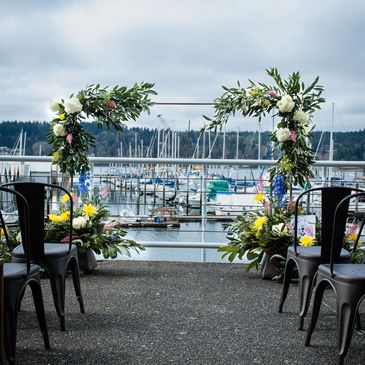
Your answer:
[249,88,261,98]
[348,233,358,242]
[60,211,70,221]
[260,100,271,108]
[49,214,63,223]
[253,216,268,231]
[83,204,97,217]
[61,194,70,203]
[52,151,61,163]
[280,156,293,173]
[347,233,362,247]
[299,235,314,247]
[0,226,8,237]
[59,113,66,120]
[255,192,264,203]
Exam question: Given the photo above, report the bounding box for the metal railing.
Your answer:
[0,156,364,261]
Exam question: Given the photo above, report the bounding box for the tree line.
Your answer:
[0,121,364,161]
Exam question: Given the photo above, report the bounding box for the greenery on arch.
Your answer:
[204,68,325,189]
[48,82,156,178]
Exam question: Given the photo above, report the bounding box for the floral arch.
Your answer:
[204,68,325,191]
[48,82,156,179]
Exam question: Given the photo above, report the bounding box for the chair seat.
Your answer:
[319,264,365,283]
[4,263,39,279]
[12,243,78,259]
[288,246,351,261]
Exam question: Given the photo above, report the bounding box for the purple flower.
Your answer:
[273,175,285,206]
[78,171,91,193]
[290,130,297,142]
[267,90,277,98]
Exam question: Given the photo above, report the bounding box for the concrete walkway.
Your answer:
[15,261,365,364]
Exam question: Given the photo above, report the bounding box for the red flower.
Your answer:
[66,133,73,144]
[100,186,110,198]
[61,235,70,243]
[107,100,118,109]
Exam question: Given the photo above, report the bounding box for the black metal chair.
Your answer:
[305,191,365,365]
[0,186,50,364]
[278,186,363,330]
[3,182,85,331]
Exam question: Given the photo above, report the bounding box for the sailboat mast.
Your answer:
[19,129,23,156]
[329,102,334,161]
[236,129,239,159]
[328,102,335,181]
[222,126,226,159]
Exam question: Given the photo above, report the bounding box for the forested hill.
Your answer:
[0,121,364,160]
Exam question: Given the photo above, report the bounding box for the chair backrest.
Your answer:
[0,186,31,271]
[294,186,364,262]
[2,182,73,259]
[330,191,365,275]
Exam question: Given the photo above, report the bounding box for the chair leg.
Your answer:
[278,259,295,313]
[336,295,360,364]
[298,272,316,331]
[29,278,51,349]
[16,286,26,312]
[46,267,67,331]
[4,302,18,364]
[70,258,85,313]
[305,279,327,347]
[355,310,361,331]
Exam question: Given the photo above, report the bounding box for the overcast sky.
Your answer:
[1,0,365,132]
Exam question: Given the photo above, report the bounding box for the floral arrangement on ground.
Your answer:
[218,180,301,275]
[44,192,144,259]
[219,181,364,277]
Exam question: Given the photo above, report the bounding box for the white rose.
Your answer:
[272,223,288,237]
[64,97,83,114]
[53,123,67,137]
[16,232,22,243]
[275,127,291,142]
[72,216,88,229]
[50,99,62,113]
[293,109,309,125]
[277,94,295,113]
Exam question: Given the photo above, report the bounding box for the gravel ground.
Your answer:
[12,260,365,365]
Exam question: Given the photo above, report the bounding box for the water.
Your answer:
[98,189,233,263]
[127,221,226,243]
[96,221,232,263]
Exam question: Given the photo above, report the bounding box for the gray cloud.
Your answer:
[1,0,365,131]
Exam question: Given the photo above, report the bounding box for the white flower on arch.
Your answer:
[53,123,67,137]
[293,109,309,125]
[64,97,83,114]
[277,94,295,113]
[276,127,291,142]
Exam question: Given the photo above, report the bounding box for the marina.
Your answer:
[1,155,365,264]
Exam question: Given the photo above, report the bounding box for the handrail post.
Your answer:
[201,165,208,262]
